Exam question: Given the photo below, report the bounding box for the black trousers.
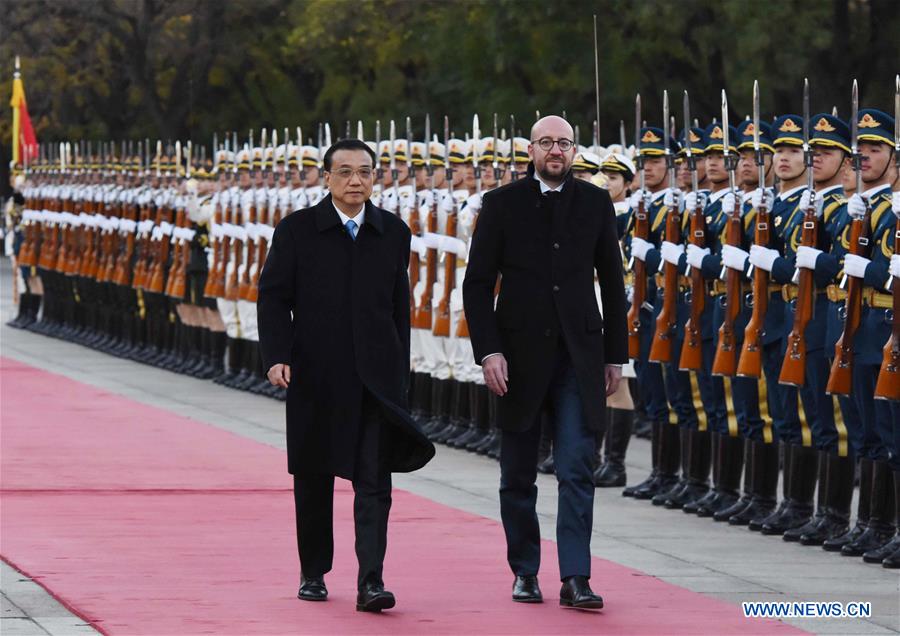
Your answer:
[293,392,392,589]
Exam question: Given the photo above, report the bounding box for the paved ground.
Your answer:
[1,260,898,634]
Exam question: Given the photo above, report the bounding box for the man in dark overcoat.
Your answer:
[463,115,628,609]
[257,138,434,612]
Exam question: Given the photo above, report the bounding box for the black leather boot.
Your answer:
[761,444,818,535]
[425,379,452,440]
[714,438,752,521]
[824,457,873,552]
[799,453,856,545]
[749,442,791,532]
[784,450,827,542]
[843,460,895,557]
[623,420,662,498]
[665,428,711,509]
[696,433,744,518]
[594,408,633,487]
[684,431,720,514]
[653,426,691,506]
[466,385,491,451]
[634,423,680,500]
[863,471,900,564]
[730,439,780,525]
[485,392,502,459]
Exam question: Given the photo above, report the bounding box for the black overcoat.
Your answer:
[257,195,435,479]
[462,165,628,433]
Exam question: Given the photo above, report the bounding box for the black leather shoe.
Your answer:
[297,576,327,601]
[512,575,543,603]
[559,575,604,610]
[356,582,396,612]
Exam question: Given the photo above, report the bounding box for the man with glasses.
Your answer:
[257,138,434,613]
[464,115,627,610]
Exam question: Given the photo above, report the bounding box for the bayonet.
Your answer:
[663,89,675,188]
[636,94,644,193]
[390,119,399,213]
[472,114,481,196]
[803,78,814,197]
[593,13,601,147]
[722,89,736,197]
[894,74,900,170]
[492,113,500,181]
[510,114,518,180]
[375,120,382,183]
[619,119,626,150]
[357,120,364,140]
[684,91,698,194]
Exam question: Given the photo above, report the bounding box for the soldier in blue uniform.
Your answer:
[713,120,783,524]
[622,126,680,500]
[783,114,858,546]
[828,108,898,563]
[746,114,816,534]
[676,123,741,516]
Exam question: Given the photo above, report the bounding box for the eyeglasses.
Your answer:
[329,167,374,180]
[532,137,575,152]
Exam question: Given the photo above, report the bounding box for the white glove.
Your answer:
[799,190,824,217]
[686,243,710,269]
[684,191,698,212]
[842,253,870,279]
[749,245,780,272]
[660,240,684,265]
[751,187,774,210]
[893,191,900,215]
[890,254,900,279]
[629,189,650,210]
[847,193,867,219]
[663,188,683,210]
[722,192,736,214]
[631,237,653,262]
[721,244,749,271]
[795,246,822,270]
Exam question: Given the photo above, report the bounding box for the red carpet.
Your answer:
[0,356,802,634]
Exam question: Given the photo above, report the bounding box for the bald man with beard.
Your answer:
[463,116,627,609]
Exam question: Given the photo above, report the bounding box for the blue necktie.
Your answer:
[345,219,358,241]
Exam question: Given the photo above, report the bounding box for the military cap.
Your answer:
[772,115,804,147]
[299,145,319,167]
[447,138,468,164]
[235,147,251,170]
[856,108,895,146]
[476,138,498,163]
[703,122,738,153]
[736,120,774,152]
[638,127,678,156]
[600,153,636,181]
[679,127,707,156]
[496,138,511,164]
[573,150,602,173]
[511,137,530,163]
[809,113,850,153]
[410,141,427,166]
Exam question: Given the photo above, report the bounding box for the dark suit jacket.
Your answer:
[257,195,434,479]
[463,165,628,432]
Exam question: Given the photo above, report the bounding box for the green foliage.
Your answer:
[1,0,897,150]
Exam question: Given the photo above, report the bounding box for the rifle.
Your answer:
[712,90,742,376]
[455,114,480,340]
[627,94,648,359]
[737,81,770,378]
[680,90,706,371]
[649,90,679,363]
[434,204,458,338]
[239,131,261,301]
[873,74,900,401]
[414,117,442,330]
[407,116,426,314]
[779,78,816,386]
[248,130,276,304]
[827,79,869,394]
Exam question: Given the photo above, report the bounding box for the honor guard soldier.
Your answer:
[829,107,898,562]
[623,123,679,500]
